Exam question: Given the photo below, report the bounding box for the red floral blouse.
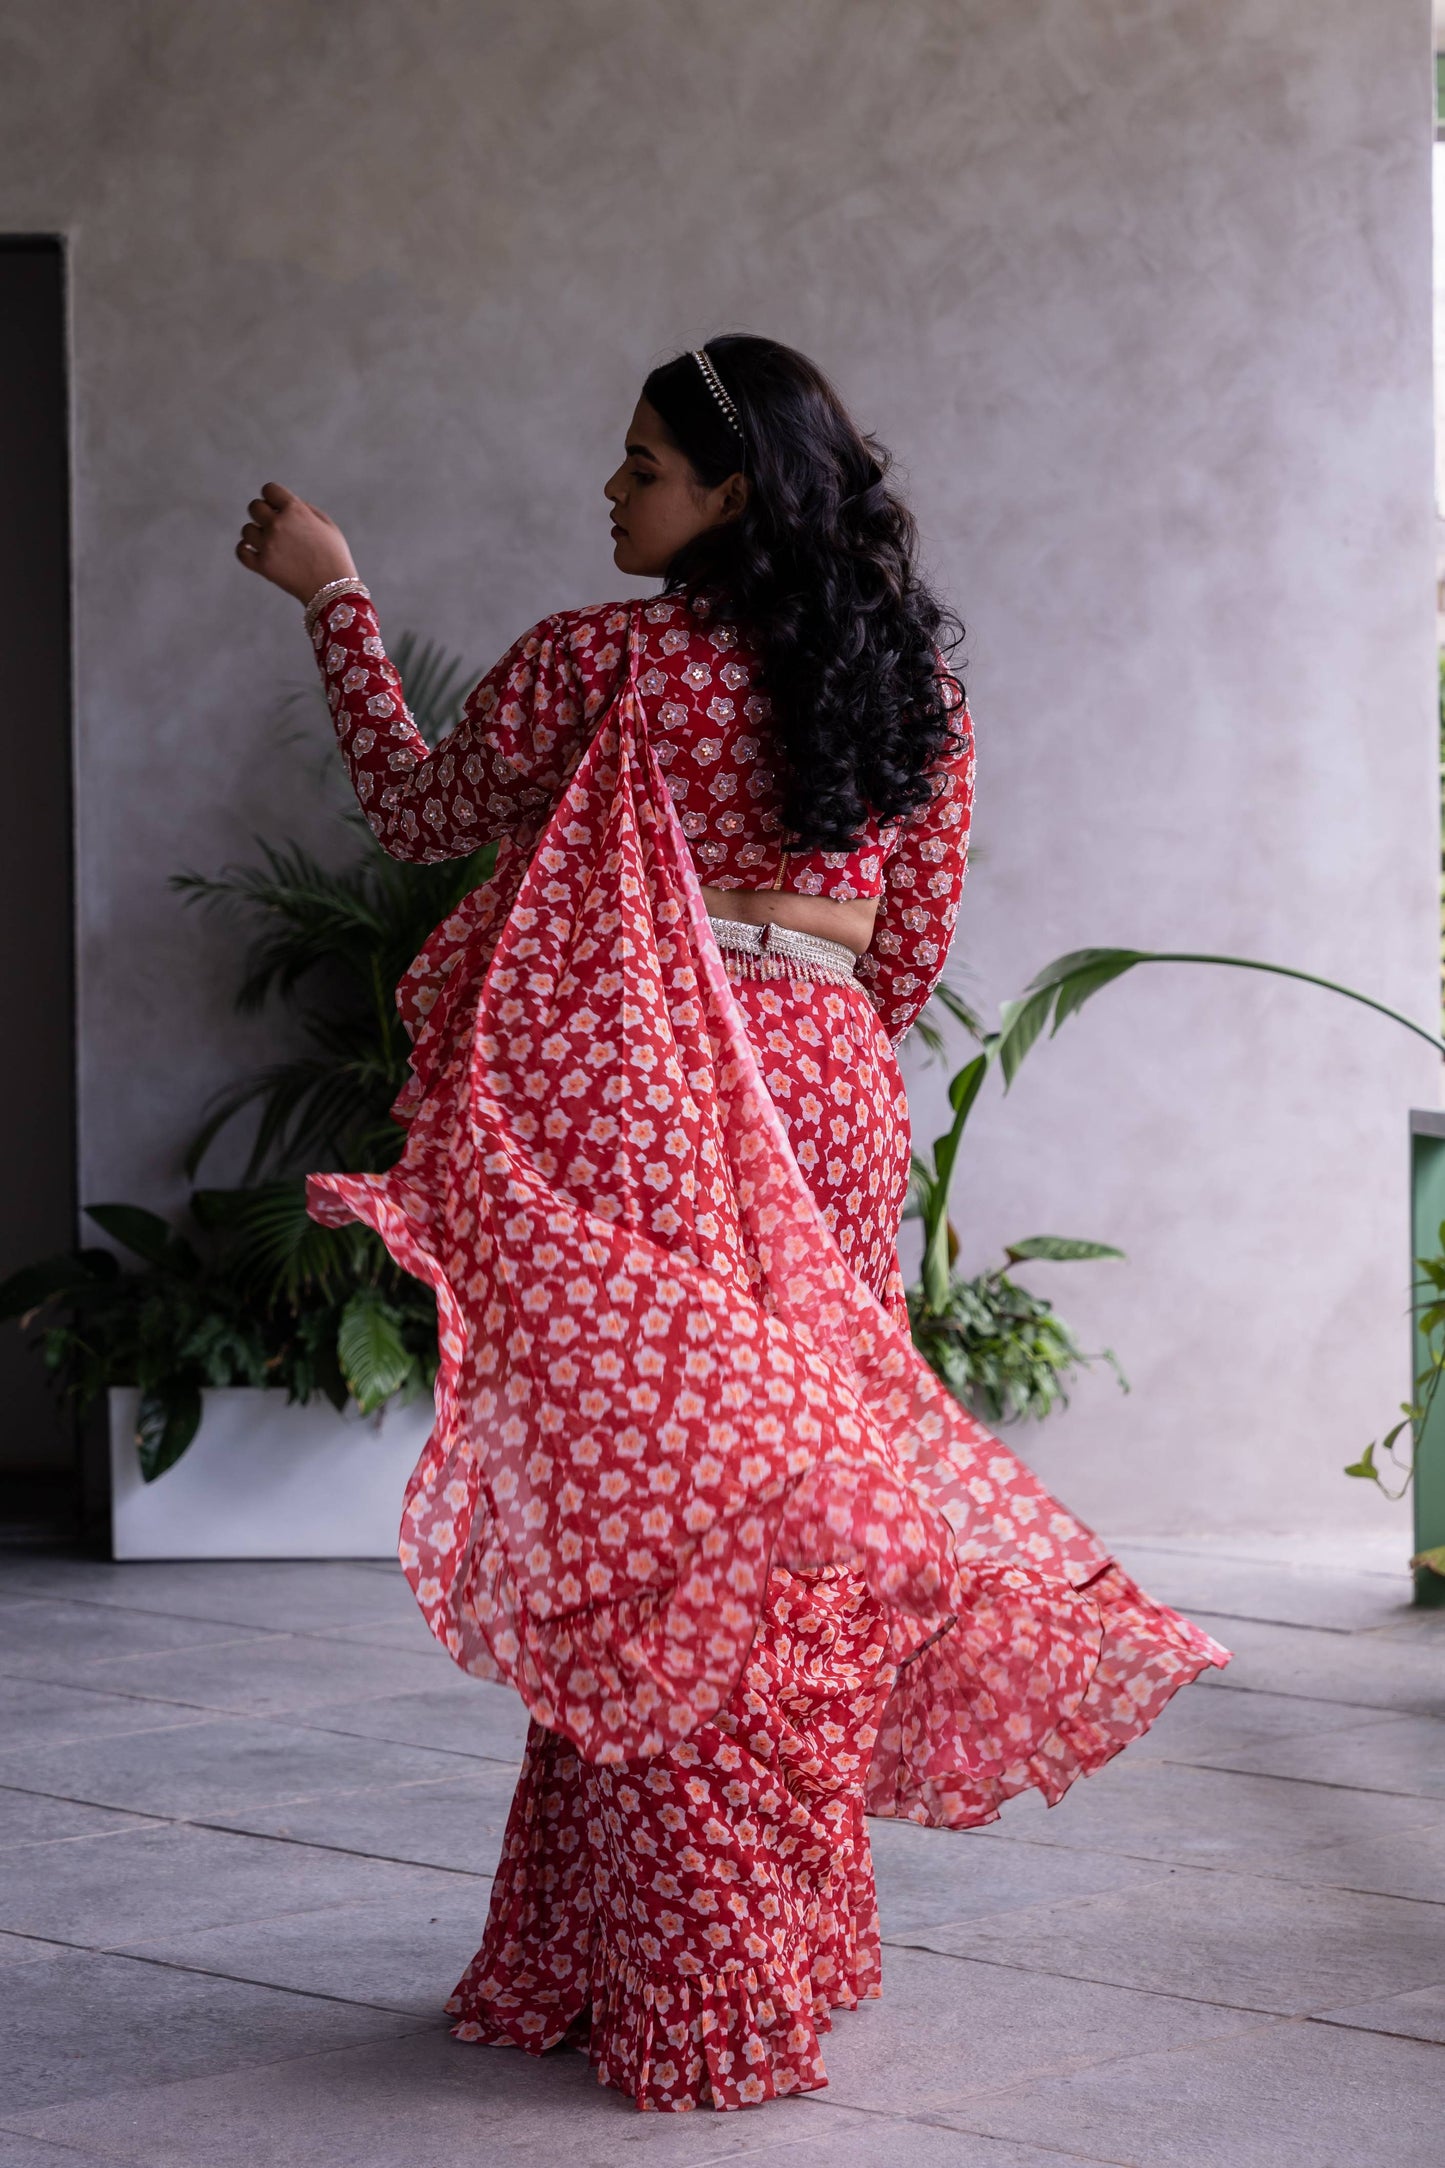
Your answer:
[311,589,974,1043]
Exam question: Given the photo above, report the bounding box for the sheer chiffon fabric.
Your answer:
[306,601,1227,2109]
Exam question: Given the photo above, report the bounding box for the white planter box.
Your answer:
[109,1386,435,1562]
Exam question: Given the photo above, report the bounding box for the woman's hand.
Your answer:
[236,482,358,605]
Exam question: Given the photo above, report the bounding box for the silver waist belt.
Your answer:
[706,913,859,983]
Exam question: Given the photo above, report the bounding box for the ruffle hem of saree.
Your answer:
[447,1850,881,2114]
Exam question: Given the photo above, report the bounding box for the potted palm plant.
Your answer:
[1,638,493,1559]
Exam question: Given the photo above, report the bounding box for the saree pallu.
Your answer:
[307,606,1228,2112]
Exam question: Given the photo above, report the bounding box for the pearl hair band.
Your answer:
[691,347,745,442]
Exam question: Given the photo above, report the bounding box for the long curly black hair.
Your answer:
[642,335,966,853]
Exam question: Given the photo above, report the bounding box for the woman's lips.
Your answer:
[611,521,627,536]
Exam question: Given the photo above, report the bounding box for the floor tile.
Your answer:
[121,1884,493,2016]
[0,2133,139,2168]
[0,1599,275,1681]
[4,2022,1118,2167]
[909,1864,1445,2015]
[295,1683,529,1764]
[978,1754,1445,1872]
[1189,1712,1445,1799]
[0,1677,211,1754]
[57,1631,465,1721]
[303,1609,452,1658]
[815,1943,1264,2117]
[1371,1605,1445,1644]
[208,1762,522,1876]
[870,1816,1162,1934]
[0,1793,162,1853]
[1112,1542,1416,1633]
[8,1546,1443,2161]
[0,1933,65,1968]
[0,1715,478,1822]
[0,1947,426,2113]
[0,1557,419,1635]
[1181,1614,1445,1716]
[1263,1814,1445,1904]
[742,2120,1118,2168]
[1316,1981,1445,2046]
[1109,1530,1411,1572]
[1129,1681,1395,1763]
[946,2007,1444,2167]
[0,1820,480,1948]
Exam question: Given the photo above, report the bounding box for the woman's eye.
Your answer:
[629,468,655,485]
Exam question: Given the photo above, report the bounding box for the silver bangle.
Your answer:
[303,576,371,633]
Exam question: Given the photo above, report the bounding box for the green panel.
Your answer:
[1411,1130,1445,1604]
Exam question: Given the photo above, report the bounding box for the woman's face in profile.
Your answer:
[604,398,746,579]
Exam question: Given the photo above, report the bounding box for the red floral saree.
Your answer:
[307,599,1227,2111]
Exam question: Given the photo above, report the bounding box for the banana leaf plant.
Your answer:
[905,988,1126,1423]
[989,947,1445,1085]
[920,945,1445,1479]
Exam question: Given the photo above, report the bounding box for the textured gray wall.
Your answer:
[0,0,1435,1533]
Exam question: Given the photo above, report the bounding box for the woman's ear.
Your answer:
[719,471,750,523]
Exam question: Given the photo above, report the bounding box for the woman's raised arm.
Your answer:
[305,587,608,863]
[235,480,613,864]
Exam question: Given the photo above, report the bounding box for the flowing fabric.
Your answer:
[308,602,1227,1837]
[449,1560,898,2110]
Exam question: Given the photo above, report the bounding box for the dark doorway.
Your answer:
[0,238,79,1542]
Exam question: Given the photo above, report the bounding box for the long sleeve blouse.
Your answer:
[309,587,974,1044]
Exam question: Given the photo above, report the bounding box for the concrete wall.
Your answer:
[0,0,1435,1535]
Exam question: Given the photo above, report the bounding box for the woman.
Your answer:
[236,335,1226,2115]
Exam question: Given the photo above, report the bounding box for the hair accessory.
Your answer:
[691,347,745,444]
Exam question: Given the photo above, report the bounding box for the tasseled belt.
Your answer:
[705,914,860,985]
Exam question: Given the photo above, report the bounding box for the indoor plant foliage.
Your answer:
[0,637,491,1480]
[905,984,1127,1423]
[1346,1225,1445,1578]
[958,947,1445,1484]
[907,947,1445,1439]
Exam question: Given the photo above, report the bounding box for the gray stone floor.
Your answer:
[0,1536,1442,2166]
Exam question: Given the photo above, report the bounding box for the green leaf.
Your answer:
[0,1250,117,1323]
[192,1181,367,1305]
[1048,953,1141,1032]
[994,990,1055,1088]
[904,1153,936,1225]
[996,947,1445,1083]
[921,1053,988,1312]
[135,1380,203,1482]
[85,1204,180,1267]
[1343,1443,1378,1482]
[909,1013,947,1062]
[906,1260,1127,1423]
[1410,1544,1445,1578]
[337,1289,412,1413]
[929,982,991,1044]
[1004,1235,1126,1265]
